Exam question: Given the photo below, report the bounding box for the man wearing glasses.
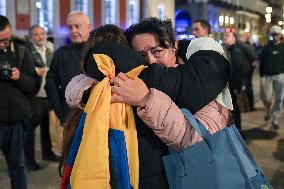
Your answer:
[0,15,39,189]
[260,25,284,130]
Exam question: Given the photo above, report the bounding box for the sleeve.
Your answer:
[65,74,98,109]
[140,53,231,113]
[137,89,230,151]
[229,48,244,90]
[238,42,257,62]
[45,49,63,119]
[137,88,202,151]
[139,64,182,105]
[14,48,40,95]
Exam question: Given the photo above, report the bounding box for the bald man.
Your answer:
[45,11,91,123]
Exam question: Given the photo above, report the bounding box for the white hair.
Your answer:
[67,11,90,25]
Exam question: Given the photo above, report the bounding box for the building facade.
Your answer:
[0,0,174,47]
[175,0,276,43]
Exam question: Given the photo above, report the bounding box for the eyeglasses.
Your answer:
[0,38,11,45]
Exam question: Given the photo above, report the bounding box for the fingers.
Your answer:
[111,94,124,103]
[111,85,120,94]
[11,67,20,80]
[111,85,126,104]
[116,72,129,81]
[110,76,124,87]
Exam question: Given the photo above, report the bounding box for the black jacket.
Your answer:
[237,41,257,63]
[226,44,248,90]
[85,43,231,188]
[26,42,53,68]
[0,38,40,124]
[142,50,231,114]
[45,43,84,123]
[259,41,284,76]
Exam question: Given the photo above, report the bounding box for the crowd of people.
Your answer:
[0,9,282,189]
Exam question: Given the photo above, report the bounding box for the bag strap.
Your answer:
[230,125,263,171]
[181,108,210,138]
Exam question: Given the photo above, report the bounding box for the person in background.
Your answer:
[24,25,57,171]
[223,32,249,131]
[238,32,257,111]
[192,19,210,38]
[259,25,284,130]
[45,11,91,124]
[0,15,40,189]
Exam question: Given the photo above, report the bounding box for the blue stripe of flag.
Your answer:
[109,129,133,189]
[66,112,87,165]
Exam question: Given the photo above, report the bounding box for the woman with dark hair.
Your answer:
[63,19,232,189]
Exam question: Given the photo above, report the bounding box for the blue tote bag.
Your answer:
[162,108,273,189]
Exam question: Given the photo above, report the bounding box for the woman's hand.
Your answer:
[110,72,150,107]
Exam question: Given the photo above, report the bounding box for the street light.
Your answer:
[229,17,234,25]
[266,7,272,14]
[219,15,224,26]
[225,16,229,25]
[35,1,41,26]
[36,1,42,9]
[265,14,271,19]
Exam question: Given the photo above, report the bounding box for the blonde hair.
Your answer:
[67,10,90,25]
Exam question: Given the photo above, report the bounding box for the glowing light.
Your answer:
[219,15,224,24]
[224,16,229,24]
[265,13,271,19]
[229,17,234,25]
[36,1,42,9]
[266,7,272,14]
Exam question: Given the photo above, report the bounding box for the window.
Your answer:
[157,3,165,20]
[0,0,6,16]
[127,0,138,27]
[104,0,116,24]
[75,0,88,13]
[37,0,53,34]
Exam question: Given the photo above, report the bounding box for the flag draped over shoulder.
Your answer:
[61,53,146,189]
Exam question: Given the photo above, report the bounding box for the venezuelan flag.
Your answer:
[61,54,145,189]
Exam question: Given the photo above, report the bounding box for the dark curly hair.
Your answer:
[81,24,128,72]
[125,17,175,49]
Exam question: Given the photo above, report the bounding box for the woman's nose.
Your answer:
[146,52,157,64]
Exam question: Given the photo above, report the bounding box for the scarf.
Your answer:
[61,53,146,189]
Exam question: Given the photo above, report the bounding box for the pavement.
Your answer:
[0,74,284,189]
